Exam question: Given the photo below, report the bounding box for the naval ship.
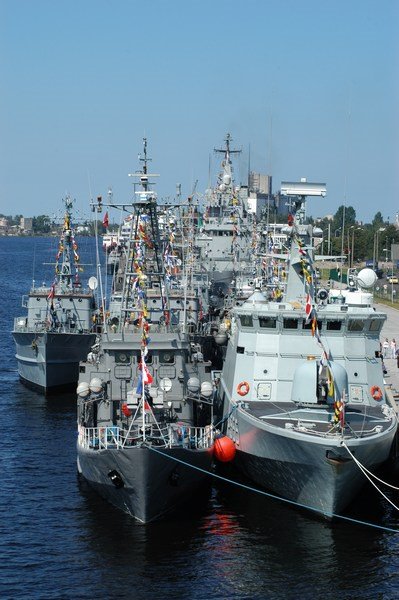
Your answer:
[12,197,98,394]
[196,134,255,308]
[217,180,397,516]
[76,140,216,523]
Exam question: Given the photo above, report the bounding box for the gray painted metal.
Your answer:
[218,189,397,516]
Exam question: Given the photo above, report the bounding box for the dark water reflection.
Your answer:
[2,237,399,599]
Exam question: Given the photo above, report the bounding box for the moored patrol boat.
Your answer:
[12,197,98,394]
[218,180,397,516]
[76,140,216,523]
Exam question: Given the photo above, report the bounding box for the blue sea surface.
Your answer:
[1,236,399,599]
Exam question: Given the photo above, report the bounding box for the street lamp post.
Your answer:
[373,227,386,269]
[349,226,361,268]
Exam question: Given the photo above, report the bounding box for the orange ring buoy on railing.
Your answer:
[370,385,383,401]
[237,381,250,396]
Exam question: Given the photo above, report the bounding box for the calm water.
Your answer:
[2,236,399,600]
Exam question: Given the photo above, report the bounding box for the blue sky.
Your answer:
[1,0,398,223]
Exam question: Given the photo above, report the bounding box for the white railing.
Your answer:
[77,423,214,451]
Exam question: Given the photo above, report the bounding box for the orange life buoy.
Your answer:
[237,381,250,396]
[370,385,383,401]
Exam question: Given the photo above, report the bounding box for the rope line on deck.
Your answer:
[148,446,399,534]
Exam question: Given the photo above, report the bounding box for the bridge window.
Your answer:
[159,351,175,364]
[240,315,253,327]
[283,318,298,329]
[369,319,382,332]
[326,321,342,331]
[348,320,365,332]
[115,352,131,364]
[259,316,277,328]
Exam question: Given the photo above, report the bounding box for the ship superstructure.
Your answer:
[76,140,216,523]
[12,197,98,393]
[217,181,397,516]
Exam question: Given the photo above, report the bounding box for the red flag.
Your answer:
[305,293,312,316]
[47,284,55,300]
[143,364,153,384]
[139,360,153,384]
[121,403,132,417]
[103,212,109,228]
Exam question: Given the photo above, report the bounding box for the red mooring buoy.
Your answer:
[213,436,236,462]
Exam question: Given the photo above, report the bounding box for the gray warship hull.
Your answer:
[77,443,212,523]
[13,331,97,393]
[227,403,396,516]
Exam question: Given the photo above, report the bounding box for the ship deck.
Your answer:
[243,401,394,437]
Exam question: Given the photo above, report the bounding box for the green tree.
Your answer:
[332,205,356,233]
[32,215,51,234]
[372,211,384,228]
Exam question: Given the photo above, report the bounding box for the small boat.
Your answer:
[12,197,98,394]
[217,180,397,516]
[76,140,216,523]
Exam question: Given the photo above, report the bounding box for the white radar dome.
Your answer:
[187,377,200,393]
[201,381,213,398]
[88,276,98,290]
[356,268,377,289]
[77,381,90,398]
[89,377,103,393]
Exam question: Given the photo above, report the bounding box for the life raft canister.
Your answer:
[370,385,383,401]
[236,381,250,396]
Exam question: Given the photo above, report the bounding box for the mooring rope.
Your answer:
[342,441,399,491]
[341,442,399,513]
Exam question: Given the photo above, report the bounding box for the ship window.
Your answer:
[240,315,253,327]
[283,318,298,329]
[237,346,245,354]
[348,319,365,332]
[326,321,342,331]
[303,319,322,330]
[259,317,277,328]
[369,319,382,332]
[159,351,175,364]
[115,352,131,364]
